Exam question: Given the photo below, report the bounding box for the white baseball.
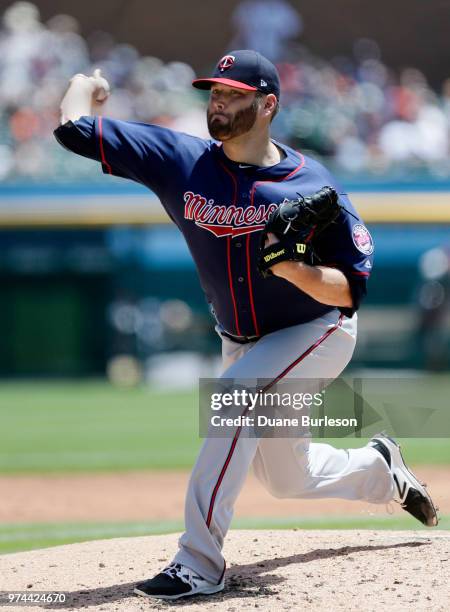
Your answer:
[90,68,111,104]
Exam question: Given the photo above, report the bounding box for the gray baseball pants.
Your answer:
[173,309,394,583]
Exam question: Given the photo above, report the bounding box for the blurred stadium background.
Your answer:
[0,0,449,553]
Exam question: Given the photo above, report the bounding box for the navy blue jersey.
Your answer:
[54,117,374,337]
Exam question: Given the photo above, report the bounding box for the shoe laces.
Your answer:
[162,563,203,588]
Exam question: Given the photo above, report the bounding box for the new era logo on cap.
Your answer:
[192,49,280,99]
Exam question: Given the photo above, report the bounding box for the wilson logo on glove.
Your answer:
[264,248,286,263]
[257,186,343,278]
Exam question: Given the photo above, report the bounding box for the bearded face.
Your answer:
[207,96,260,141]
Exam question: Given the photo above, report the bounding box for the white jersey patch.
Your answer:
[352,224,374,255]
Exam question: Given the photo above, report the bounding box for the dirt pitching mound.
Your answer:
[1,530,449,611]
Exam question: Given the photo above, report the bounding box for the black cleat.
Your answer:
[369,433,439,527]
[134,562,224,600]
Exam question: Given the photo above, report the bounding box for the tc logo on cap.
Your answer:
[218,55,235,72]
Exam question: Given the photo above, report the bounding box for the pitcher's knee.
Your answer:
[267,483,289,499]
[253,468,289,498]
[264,477,306,499]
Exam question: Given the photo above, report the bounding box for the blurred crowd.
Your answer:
[1,0,450,183]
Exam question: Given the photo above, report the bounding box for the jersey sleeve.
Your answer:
[53,116,187,196]
[314,194,374,317]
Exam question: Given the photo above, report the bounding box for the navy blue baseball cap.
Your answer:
[192,50,280,99]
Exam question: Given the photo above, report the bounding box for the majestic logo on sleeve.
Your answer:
[352,224,374,255]
[184,191,277,237]
[218,55,235,72]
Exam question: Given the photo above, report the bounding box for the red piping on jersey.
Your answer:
[220,162,241,336]
[205,312,343,530]
[249,152,306,209]
[350,270,370,277]
[98,116,112,175]
[246,233,259,336]
[226,236,241,335]
[247,152,306,334]
[304,225,316,243]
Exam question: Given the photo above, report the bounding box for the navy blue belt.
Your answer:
[220,330,260,344]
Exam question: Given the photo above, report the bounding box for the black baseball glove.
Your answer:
[257,186,342,278]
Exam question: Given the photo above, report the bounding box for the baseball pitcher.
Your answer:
[54,50,438,601]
